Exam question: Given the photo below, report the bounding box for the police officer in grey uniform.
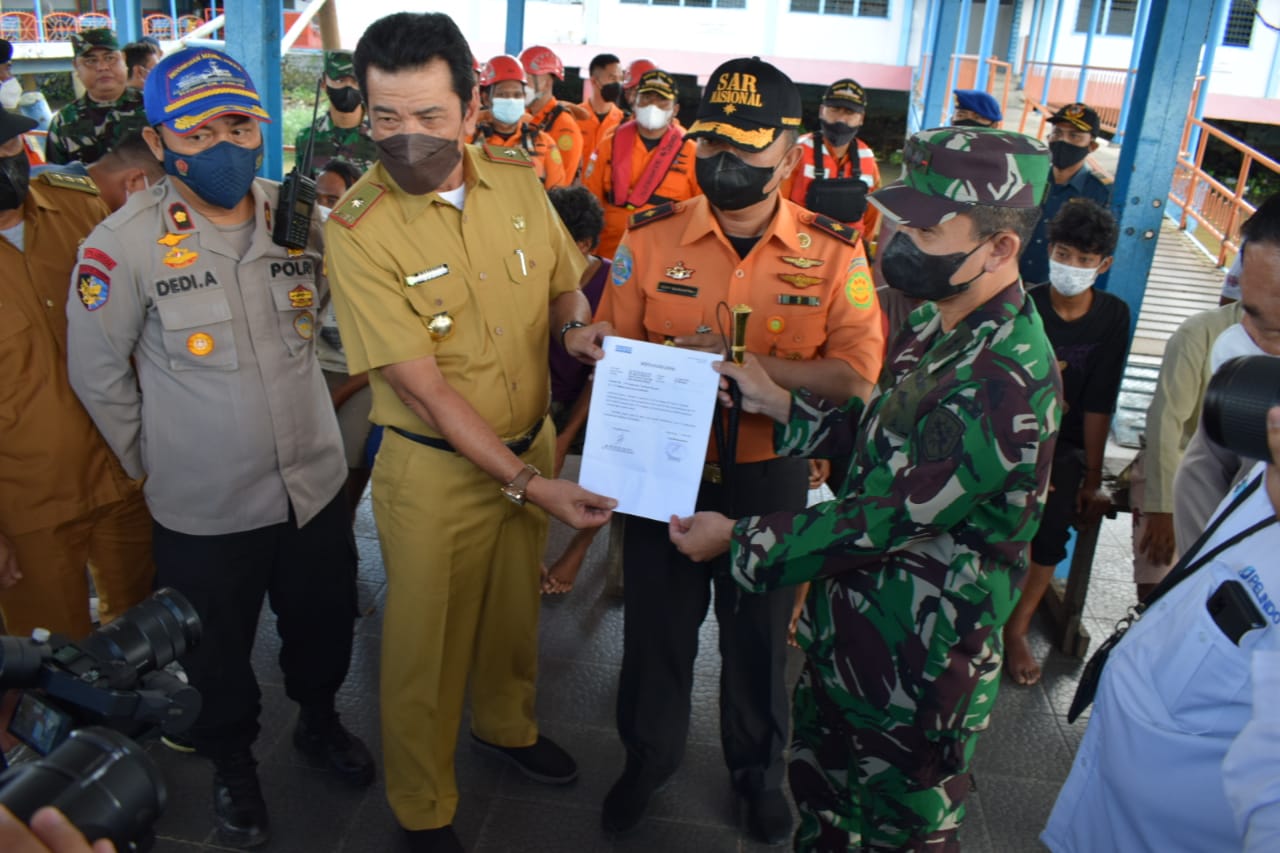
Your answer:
[65,47,373,850]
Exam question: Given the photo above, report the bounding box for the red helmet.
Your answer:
[624,58,658,90]
[519,45,564,81]
[481,54,526,88]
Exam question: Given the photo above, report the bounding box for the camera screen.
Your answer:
[9,692,74,756]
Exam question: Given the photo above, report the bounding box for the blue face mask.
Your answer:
[491,97,525,126]
[164,140,263,209]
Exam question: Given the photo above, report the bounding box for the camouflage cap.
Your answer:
[870,127,1050,227]
[71,28,120,57]
[822,78,866,112]
[1049,102,1101,136]
[324,50,355,81]
[636,69,677,101]
[687,57,802,152]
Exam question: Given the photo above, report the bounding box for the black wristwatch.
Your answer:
[559,320,588,350]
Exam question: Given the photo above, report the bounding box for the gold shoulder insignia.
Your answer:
[483,142,534,166]
[329,183,384,229]
[38,171,100,195]
[810,213,859,247]
[628,202,677,230]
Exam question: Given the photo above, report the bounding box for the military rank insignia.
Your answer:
[169,203,194,231]
[778,273,823,288]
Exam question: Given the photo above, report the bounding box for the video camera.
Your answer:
[1204,355,1280,462]
[0,588,203,852]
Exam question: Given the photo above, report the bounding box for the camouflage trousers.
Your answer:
[789,664,977,852]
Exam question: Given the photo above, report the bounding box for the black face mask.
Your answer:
[820,119,859,148]
[326,85,363,114]
[695,150,780,212]
[952,118,988,128]
[1049,139,1090,170]
[0,151,30,211]
[599,82,622,105]
[879,230,990,301]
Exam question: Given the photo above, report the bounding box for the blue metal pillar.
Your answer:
[1041,0,1065,103]
[975,0,1001,89]
[1022,0,1046,87]
[226,4,283,181]
[1108,0,1216,339]
[1188,0,1233,153]
[113,0,141,43]
[1007,0,1025,67]
[949,0,972,95]
[910,0,943,131]
[1076,0,1102,101]
[1116,0,1152,144]
[921,0,968,130]
[504,0,525,57]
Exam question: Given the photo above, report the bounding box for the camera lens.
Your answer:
[0,635,52,689]
[1204,355,1280,463]
[0,726,165,849]
[78,588,201,676]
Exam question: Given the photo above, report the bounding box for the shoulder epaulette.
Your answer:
[38,171,100,195]
[329,183,385,229]
[810,212,860,247]
[1093,170,1114,186]
[628,202,677,230]
[482,142,534,167]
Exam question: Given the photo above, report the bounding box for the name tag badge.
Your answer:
[777,294,821,307]
[406,264,449,287]
[657,281,699,298]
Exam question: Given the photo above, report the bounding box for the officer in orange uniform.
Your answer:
[594,58,885,844]
[583,69,699,260]
[0,108,153,639]
[576,52,624,162]
[520,45,586,182]
[474,55,567,189]
[783,78,881,243]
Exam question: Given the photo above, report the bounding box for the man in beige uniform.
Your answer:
[325,13,616,853]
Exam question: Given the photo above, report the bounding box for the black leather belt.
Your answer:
[389,417,545,457]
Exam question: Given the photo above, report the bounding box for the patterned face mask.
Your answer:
[164,140,262,209]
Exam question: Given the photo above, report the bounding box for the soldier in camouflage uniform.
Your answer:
[45,29,147,166]
[294,50,378,175]
[670,128,1063,851]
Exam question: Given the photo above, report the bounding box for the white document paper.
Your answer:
[579,336,723,522]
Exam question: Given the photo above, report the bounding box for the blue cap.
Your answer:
[953,89,1002,123]
[144,47,271,135]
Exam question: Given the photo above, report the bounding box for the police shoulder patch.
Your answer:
[39,171,100,195]
[810,213,859,247]
[329,183,384,229]
[483,142,534,166]
[628,202,676,230]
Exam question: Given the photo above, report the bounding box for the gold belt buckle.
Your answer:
[702,463,722,484]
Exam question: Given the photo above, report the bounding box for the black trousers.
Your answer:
[616,457,808,794]
[152,490,358,760]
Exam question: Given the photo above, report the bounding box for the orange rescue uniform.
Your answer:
[783,134,882,243]
[595,195,885,463]
[473,122,568,189]
[583,123,700,260]
[576,100,624,165]
[527,97,585,184]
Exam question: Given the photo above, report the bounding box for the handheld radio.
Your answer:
[273,76,325,250]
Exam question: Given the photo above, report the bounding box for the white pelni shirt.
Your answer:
[1043,463,1280,852]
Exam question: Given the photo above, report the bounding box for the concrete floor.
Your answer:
[137,486,1143,853]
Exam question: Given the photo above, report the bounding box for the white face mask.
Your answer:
[1048,258,1098,297]
[523,86,539,107]
[316,204,332,223]
[491,97,524,126]
[635,104,672,132]
[1211,322,1270,373]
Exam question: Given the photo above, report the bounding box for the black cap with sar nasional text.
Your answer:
[687,57,802,152]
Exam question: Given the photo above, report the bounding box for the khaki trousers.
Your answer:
[374,423,551,830]
[1,490,154,640]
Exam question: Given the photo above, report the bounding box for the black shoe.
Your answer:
[404,825,464,853]
[739,788,793,846]
[601,766,671,836]
[213,752,270,849]
[293,708,376,787]
[470,733,577,784]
